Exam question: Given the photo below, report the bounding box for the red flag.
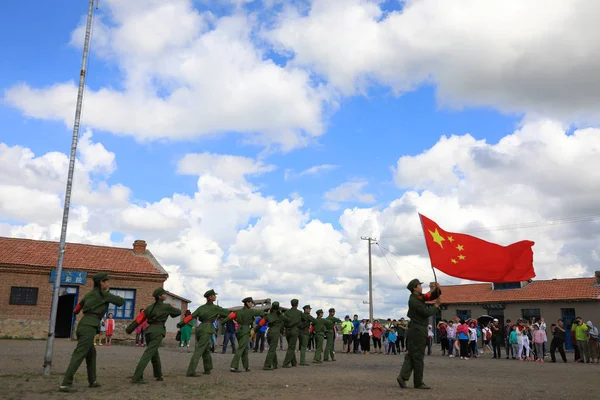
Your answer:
[419,214,535,283]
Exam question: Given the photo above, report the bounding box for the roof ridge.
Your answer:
[0,236,134,252]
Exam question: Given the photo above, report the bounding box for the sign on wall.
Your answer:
[49,270,87,285]
[482,303,505,310]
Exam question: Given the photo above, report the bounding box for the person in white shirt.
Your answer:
[446,321,457,357]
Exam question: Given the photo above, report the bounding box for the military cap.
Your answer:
[242,297,254,304]
[271,301,280,309]
[204,289,217,298]
[153,287,167,298]
[303,304,312,310]
[92,272,110,284]
[291,299,299,306]
[407,278,423,292]
[328,308,335,313]
[316,309,324,315]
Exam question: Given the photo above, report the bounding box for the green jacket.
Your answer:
[222,306,265,334]
[300,311,316,334]
[573,322,589,341]
[325,315,342,332]
[143,300,181,336]
[313,316,328,335]
[283,307,303,329]
[407,289,441,328]
[265,311,289,336]
[188,302,230,335]
[77,288,124,332]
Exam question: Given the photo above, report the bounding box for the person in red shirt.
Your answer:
[105,313,115,346]
[371,320,384,354]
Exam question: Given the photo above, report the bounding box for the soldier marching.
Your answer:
[57,274,441,393]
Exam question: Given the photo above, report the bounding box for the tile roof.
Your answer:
[0,236,167,277]
[432,278,600,304]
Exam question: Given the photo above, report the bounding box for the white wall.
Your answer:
[164,294,183,333]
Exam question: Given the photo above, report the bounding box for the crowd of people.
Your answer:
[57,272,599,393]
[435,316,599,364]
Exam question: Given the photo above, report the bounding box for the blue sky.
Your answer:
[0,0,520,219]
[1,0,598,314]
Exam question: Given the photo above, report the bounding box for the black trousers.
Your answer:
[360,333,370,352]
[352,334,360,353]
[550,338,567,362]
[254,331,265,352]
[493,337,502,358]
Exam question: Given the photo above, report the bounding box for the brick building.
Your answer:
[429,271,600,349]
[0,237,187,340]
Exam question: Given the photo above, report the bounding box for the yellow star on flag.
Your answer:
[447,236,455,243]
[450,258,458,264]
[456,244,464,251]
[429,229,446,248]
[458,254,466,260]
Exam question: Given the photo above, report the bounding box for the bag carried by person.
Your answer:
[175,329,181,342]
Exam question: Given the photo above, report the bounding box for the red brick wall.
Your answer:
[0,267,167,339]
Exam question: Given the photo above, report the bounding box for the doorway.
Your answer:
[561,308,576,350]
[55,286,78,338]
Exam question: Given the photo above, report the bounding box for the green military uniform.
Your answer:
[262,302,289,370]
[299,305,316,365]
[130,288,181,383]
[282,299,303,368]
[312,310,328,363]
[324,308,342,361]
[222,297,265,372]
[397,279,441,390]
[60,272,124,392]
[181,289,230,376]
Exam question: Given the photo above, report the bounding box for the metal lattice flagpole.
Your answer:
[43,0,96,376]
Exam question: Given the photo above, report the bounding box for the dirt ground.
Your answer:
[0,339,597,400]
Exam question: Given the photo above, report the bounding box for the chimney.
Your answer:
[133,240,147,255]
[594,270,600,286]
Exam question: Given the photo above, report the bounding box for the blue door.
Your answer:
[561,308,576,350]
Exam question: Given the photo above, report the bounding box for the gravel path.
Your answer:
[0,339,597,400]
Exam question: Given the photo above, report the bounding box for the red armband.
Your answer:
[135,311,147,324]
[228,312,237,320]
[183,314,193,325]
[73,303,83,314]
[258,318,266,327]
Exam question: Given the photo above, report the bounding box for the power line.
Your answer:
[375,243,405,286]
[379,213,600,239]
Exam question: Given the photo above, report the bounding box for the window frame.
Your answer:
[106,288,136,320]
[492,282,521,290]
[456,309,471,321]
[521,308,541,322]
[9,286,39,306]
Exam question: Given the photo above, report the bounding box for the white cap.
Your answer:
[493,318,498,322]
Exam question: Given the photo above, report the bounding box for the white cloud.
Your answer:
[284,164,338,180]
[268,0,600,123]
[177,153,276,184]
[2,118,600,316]
[324,180,376,210]
[3,0,330,151]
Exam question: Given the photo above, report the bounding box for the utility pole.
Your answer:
[43,0,96,376]
[361,237,376,321]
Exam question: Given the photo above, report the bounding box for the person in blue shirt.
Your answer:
[387,328,398,354]
[253,316,267,353]
[351,314,361,354]
[222,319,237,354]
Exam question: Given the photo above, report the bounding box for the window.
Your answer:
[106,289,136,319]
[493,282,521,290]
[561,308,576,318]
[521,308,541,322]
[456,309,471,321]
[9,287,39,305]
